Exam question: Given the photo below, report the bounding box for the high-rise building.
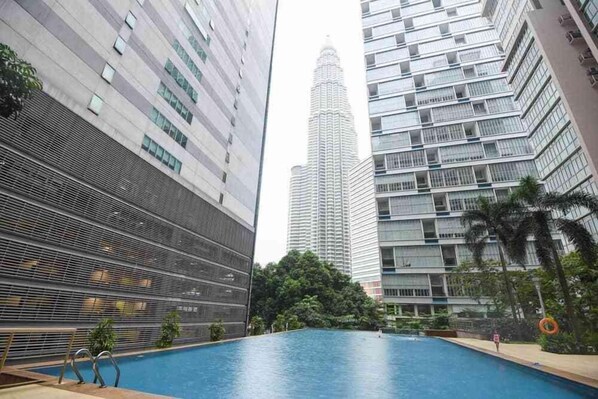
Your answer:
[481,0,598,239]
[286,40,358,274]
[0,0,277,360]
[349,158,382,299]
[360,0,544,319]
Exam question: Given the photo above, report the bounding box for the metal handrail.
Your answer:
[93,351,120,388]
[70,348,103,386]
[0,327,77,385]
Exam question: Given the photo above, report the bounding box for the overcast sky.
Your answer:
[254,0,372,265]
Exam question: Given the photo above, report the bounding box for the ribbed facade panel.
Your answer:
[0,0,277,360]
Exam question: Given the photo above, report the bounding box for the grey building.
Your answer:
[0,0,277,360]
[482,0,598,240]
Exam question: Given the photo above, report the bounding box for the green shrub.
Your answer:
[273,314,287,332]
[88,319,117,356]
[250,315,265,335]
[209,319,226,342]
[407,320,422,330]
[286,314,304,330]
[538,333,578,354]
[156,311,181,348]
[431,312,450,329]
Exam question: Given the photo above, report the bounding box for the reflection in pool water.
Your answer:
[35,329,597,398]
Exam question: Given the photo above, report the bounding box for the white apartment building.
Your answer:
[349,158,382,299]
[287,41,358,274]
[360,0,544,319]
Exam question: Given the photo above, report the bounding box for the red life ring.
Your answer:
[538,318,559,335]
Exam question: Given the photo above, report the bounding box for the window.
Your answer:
[381,248,395,268]
[101,63,115,83]
[225,152,230,163]
[219,193,224,204]
[172,40,203,82]
[149,107,188,148]
[165,59,198,102]
[113,36,127,54]
[88,94,103,115]
[157,82,193,124]
[222,172,227,183]
[188,36,208,62]
[141,135,182,174]
[375,173,416,193]
[125,12,137,29]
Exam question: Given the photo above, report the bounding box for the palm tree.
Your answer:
[461,196,525,321]
[511,176,598,345]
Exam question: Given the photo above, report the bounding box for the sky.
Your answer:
[254,0,372,265]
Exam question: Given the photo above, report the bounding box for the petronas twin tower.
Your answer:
[287,39,358,274]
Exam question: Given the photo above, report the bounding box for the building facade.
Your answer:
[482,0,598,240]
[0,0,277,360]
[349,158,382,299]
[360,0,544,319]
[287,41,358,274]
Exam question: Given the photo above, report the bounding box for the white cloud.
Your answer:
[254,0,371,265]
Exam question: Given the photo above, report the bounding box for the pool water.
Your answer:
[35,329,597,398]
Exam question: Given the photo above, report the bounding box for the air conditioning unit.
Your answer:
[558,14,572,25]
[578,49,596,65]
[566,30,582,44]
[589,73,598,88]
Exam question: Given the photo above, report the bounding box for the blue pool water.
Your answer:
[35,329,597,398]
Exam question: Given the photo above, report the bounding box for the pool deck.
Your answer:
[444,338,598,389]
[0,367,169,399]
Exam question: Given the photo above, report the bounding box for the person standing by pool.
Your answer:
[493,330,500,352]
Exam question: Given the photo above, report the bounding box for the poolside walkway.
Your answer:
[445,338,598,388]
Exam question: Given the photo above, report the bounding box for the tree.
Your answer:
[511,176,598,345]
[250,251,383,330]
[0,43,43,119]
[209,319,226,342]
[461,196,523,320]
[88,318,117,356]
[289,295,326,327]
[249,315,265,335]
[156,310,181,348]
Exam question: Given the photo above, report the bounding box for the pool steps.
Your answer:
[69,348,120,388]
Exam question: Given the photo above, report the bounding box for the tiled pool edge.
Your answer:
[441,337,598,390]
[17,329,304,370]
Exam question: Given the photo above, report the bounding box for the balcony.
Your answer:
[558,14,573,26]
[578,49,596,65]
[565,30,583,44]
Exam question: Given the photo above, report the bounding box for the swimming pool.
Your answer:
[35,329,596,398]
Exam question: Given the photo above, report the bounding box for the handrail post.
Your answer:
[58,331,76,384]
[0,333,15,375]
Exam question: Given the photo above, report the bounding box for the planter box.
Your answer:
[424,329,457,337]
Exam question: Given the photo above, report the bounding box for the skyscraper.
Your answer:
[360,0,544,319]
[349,158,382,299]
[287,40,358,274]
[0,0,277,360]
[481,0,598,239]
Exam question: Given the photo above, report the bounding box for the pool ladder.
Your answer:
[70,348,121,388]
